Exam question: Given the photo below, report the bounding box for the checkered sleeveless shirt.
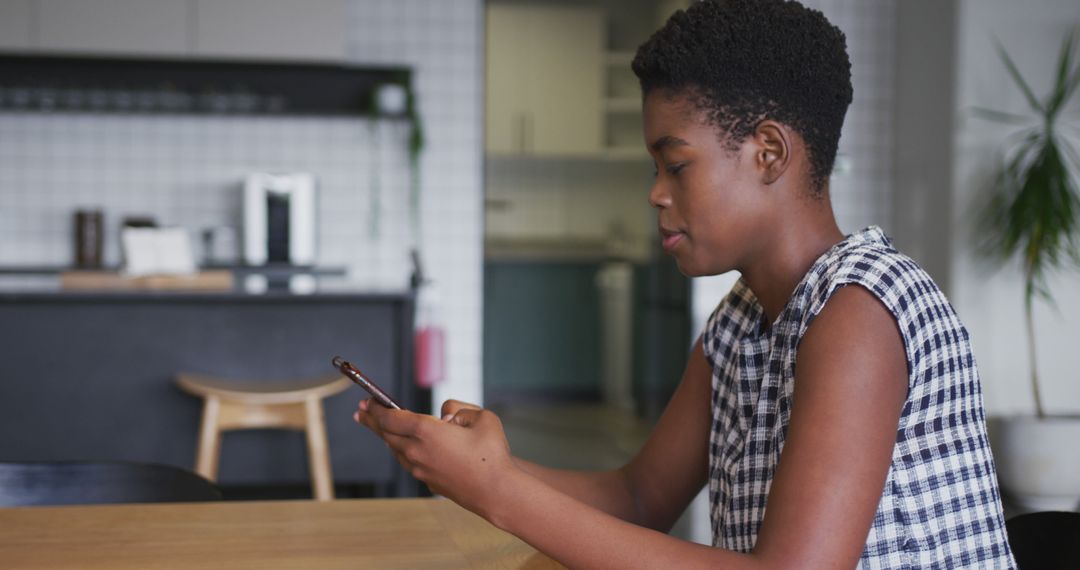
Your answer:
[702,226,1015,568]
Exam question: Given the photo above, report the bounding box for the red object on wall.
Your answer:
[414,282,445,388]
[415,326,444,388]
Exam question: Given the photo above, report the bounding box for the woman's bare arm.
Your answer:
[359,284,908,568]
[493,336,713,531]
[488,285,909,568]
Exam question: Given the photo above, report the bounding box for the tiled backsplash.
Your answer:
[0,112,412,282]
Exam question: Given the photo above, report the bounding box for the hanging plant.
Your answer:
[401,71,425,248]
[370,72,425,246]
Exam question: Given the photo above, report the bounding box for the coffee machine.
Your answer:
[243,173,316,266]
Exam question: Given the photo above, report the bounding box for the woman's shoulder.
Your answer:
[808,226,941,313]
[824,227,925,285]
[801,226,966,369]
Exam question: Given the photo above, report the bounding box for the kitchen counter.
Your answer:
[0,265,359,297]
[0,283,418,495]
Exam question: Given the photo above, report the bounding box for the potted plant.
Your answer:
[976,31,1080,512]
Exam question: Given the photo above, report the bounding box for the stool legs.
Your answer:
[190,393,335,500]
[195,395,222,481]
[304,396,334,501]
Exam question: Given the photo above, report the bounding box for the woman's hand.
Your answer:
[353,399,517,519]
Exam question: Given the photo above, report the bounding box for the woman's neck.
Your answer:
[740,215,845,326]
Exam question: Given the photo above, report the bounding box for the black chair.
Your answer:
[0,461,222,507]
[1005,511,1080,568]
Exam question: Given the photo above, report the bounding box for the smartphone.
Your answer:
[332,356,404,410]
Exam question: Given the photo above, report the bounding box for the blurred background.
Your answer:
[0,0,1077,544]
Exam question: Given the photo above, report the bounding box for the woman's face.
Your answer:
[643,91,772,277]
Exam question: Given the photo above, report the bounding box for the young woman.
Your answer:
[356,1,1016,567]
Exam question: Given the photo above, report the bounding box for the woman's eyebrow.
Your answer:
[650,135,691,153]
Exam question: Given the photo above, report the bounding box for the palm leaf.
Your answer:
[995,38,1045,114]
[971,106,1033,125]
[1047,29,1080,119]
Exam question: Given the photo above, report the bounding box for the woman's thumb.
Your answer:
[446,408,482,427]
[441,399,482,419]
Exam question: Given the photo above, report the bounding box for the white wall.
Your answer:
[348,0,485,408]
[952,0,1080,416]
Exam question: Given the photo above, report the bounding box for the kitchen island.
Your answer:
[0,286,418,496]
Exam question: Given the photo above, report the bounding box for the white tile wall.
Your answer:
[0,112,403,273]
[0,0,485,407]
[806,0,897,234]
[348,0,485,407]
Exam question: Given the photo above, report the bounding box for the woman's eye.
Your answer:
[651,161,688,178]
[666,162,687,176]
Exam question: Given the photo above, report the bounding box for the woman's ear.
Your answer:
[753,121,791,185]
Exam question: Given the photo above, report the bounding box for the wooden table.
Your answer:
[0,498,564,569]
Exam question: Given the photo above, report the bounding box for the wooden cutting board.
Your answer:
[59,270,234,291]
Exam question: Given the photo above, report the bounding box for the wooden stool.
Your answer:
[175,373,352,501]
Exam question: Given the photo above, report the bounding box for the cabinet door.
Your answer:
[524,5,604,156]
[0,0,33,50]
[485,4,528,155]
[193,0,345,61]
[485,4,604,157]
[36,0,190,56]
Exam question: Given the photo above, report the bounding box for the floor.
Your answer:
[494,403,652,471]
[492,402,710,544]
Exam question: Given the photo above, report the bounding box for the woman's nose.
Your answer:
[648,179,671,210]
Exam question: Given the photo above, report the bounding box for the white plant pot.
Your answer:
[988,416,1080,513]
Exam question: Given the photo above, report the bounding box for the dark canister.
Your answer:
[73,209,104,268]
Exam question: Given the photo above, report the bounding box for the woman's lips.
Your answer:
[660,229,685,251]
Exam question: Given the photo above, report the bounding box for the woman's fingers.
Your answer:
[356,401,498,486]
[440,399,482,420]
[354,406,380,434]
[446,407,484,427]
[366,404,425,436]
[353,399,374,427]
[358,402,444,440]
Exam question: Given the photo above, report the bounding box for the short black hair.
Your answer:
[632,0,852,192]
